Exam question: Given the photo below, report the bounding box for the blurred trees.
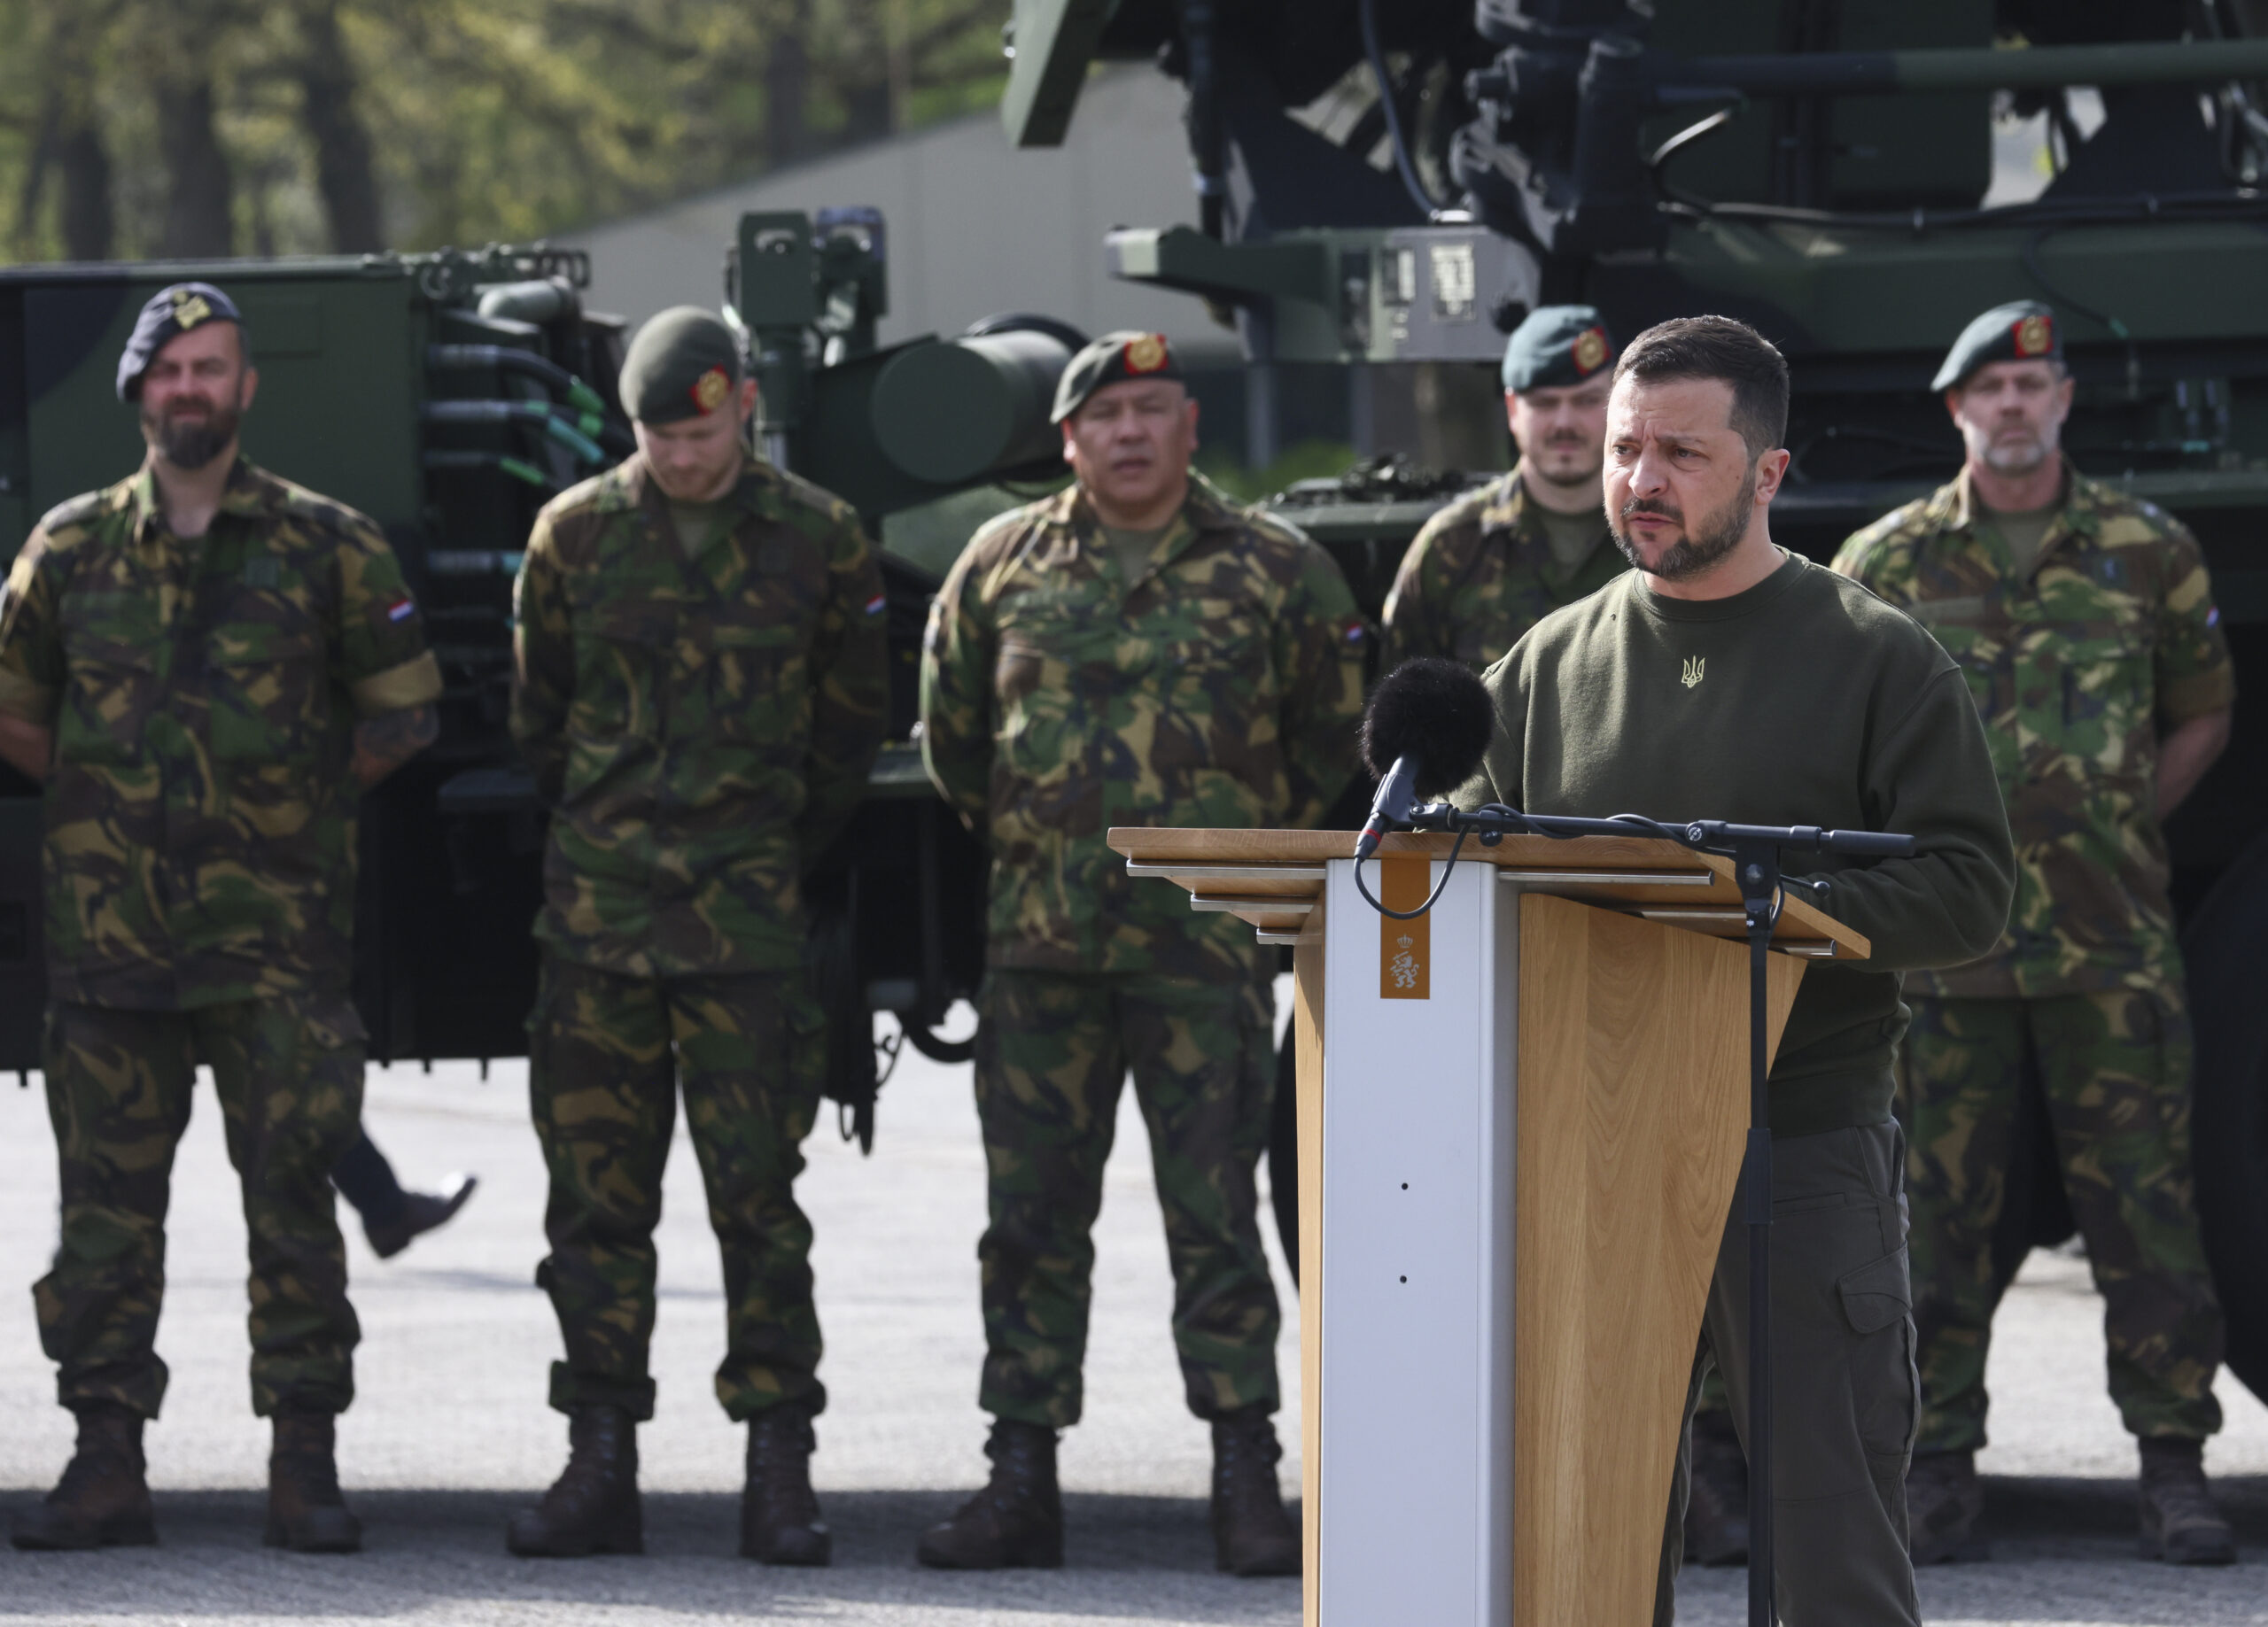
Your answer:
[0,0,1009,263]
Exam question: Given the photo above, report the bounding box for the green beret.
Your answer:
[1051,330,1184,423]
[1502,305,1616,392]
[1933,300,2062,392]
[620,306,743,425]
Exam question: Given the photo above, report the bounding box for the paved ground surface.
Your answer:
[0,988,2262,1624]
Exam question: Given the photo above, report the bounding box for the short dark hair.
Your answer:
[1612,315,1789,462]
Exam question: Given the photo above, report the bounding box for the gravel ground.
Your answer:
[0,988,2261,1624]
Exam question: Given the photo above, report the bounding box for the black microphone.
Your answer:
[1354,658,1497,860]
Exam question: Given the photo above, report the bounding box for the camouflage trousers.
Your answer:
[975,969,1281,1429]
[34,996,365,1420]
[1901,991,2224,1453]
[527,957,827,1423]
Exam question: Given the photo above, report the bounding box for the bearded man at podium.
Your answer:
[1458,316,2016,1626]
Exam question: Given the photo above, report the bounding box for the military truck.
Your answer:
[0,225,1084,1151]
[995,0,2268,1398]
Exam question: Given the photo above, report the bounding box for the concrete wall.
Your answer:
[560,67,1237,359]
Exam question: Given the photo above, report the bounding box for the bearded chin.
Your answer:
[144,403,240,470]
[1611,464,1757,582]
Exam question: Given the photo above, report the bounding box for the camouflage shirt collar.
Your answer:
[1489,463,1603,579]
[125,453,268,536]
[1049,468,1241,557]
[611,447,780,518]
[1942,456,2094,536]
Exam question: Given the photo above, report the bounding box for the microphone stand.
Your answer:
[1385,803,1915,1627]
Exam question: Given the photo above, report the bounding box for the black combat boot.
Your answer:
[2138,1437,2235,1565]
[265,1410,362,1553]
[1906,1449,1986,1563]
[915,1420,1063,1569]
[507,1406,642,1557]
[11,1402,157,1551]
[364,1174,478,1260]
[1682,1408,1750,1568]
[741,1403,830,1565]
[1210,1406,1301,1577]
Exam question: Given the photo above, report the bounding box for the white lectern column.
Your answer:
[1317,855,1517,1625]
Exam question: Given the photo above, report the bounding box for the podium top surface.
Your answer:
[1107,827,1872,960]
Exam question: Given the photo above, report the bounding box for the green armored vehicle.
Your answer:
[0,228,1084,1147]
[995,0,2268,1398]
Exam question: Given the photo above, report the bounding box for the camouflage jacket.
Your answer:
[1833,463,2234,998]
[920,473,1366,978]
[0,458,441,1010]
[1379,466,1625,673]
[512,450,888,978]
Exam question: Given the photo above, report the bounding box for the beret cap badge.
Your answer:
[170,290,215,330]
[690,365,733,414]
[2013,312,2053,358]
[1124,334,1169,375]
[1571,327,1609,375]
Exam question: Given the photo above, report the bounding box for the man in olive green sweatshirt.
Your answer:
[1458,316,2016,1626]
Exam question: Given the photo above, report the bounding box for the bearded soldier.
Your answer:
[506,307,888,1564]
[917,331,1364,1577]
[0,283,442,1553]
[1382,306,1625,672]
[1835,301,2237,1566]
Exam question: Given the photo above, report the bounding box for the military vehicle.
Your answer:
[0,225,1082,1150]
[0,0,2263,1391]
[995,0,2268,1399]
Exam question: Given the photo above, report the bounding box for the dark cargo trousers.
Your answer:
[35,996,366,1420]
[975,969,1282,1428]
[1655,1121,1922,1627]
[1902,990,2223,1454]
[527,958,827,1423]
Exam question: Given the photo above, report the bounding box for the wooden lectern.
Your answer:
[1107,827,1870,1627]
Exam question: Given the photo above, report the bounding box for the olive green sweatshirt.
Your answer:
[1463,552,2016,1135]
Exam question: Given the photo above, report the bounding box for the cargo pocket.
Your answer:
[1841,1244,1920,1467]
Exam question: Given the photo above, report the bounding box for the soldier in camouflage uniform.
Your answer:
[1380,306,1625,673]
[506,307,887,1565]
[1834,300,2237,1567]
[917,331,1364,1577]
[0,283,442,1555]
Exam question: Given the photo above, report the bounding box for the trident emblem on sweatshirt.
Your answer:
[1682,655,1705,689]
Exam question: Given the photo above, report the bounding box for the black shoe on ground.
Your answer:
[742,1403,830,1566]
[365,1174,478,1260]
[1211,1406,1301,1577]
[12,1403,157,1551]
[508,1405,642,1557]
[264,1409,361,1553]
[1907,1449,1987,1564]
[915,1420,1063,1569]
[2138,1437,2235,1566]
[1683,1408,1749,1568]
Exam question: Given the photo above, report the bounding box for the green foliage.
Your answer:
[0,0,1012,264]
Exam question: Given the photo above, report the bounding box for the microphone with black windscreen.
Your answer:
[1354,658,1497,861]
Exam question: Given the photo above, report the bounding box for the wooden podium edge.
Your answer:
[1106,827,1870,960]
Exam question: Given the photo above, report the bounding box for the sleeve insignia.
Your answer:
[690,365,732,414]
[1124,334,1169,374]
[1571,327,1610,374]
[2013,313,2053,357]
